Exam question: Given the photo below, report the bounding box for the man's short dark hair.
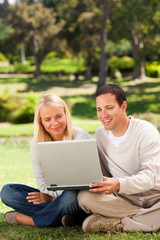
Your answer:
[96,84,127,106]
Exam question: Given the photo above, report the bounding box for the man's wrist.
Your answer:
[115,178,120,193]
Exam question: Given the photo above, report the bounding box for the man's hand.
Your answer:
[89,176,120,195]
[26,192,56,204]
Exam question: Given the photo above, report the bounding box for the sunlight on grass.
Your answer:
[0,119,101,137]
[0,123,34,137]
[0,83,28,94]
[0,139,35,189]
[41,58,85,73]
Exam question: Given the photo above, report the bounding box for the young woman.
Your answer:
[1,94,90,227]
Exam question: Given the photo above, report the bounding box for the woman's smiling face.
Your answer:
[40,104,67,141]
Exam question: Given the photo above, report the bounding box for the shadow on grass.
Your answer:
[69,94,97,120]
[70,86,160,120]
[69,88,160,120]
[0,75,97,93]
[126,88,160,115]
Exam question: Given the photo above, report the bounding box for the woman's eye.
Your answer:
[44,118,50,122]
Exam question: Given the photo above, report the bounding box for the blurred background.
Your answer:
[0,0,160,135]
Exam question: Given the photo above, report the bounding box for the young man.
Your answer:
[78,83,160,232]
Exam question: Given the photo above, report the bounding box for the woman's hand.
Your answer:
[26,192,56,204]
[89,176,120,195]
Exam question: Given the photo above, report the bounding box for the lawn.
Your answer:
[0,139,160,239]
[0,75,160,135]
[0,75,160,239]
[0,58,85,74]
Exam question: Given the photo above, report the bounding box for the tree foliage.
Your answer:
[112,0,159,79]
[8,2,64,76]
[0,0,159,85]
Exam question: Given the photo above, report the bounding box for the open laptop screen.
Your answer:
[38,139,102,191]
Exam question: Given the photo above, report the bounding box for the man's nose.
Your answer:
[101,109,108,118]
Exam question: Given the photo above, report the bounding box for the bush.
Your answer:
[0,94,38,123]
[0,52,8,62]
[145,62,160,78]
[108,56,134,71]
[0,95,22,122]
[14,62,35,73]
[45,51,57,59]
[15,94,38,123]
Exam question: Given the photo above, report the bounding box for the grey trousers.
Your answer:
[78,189,160,232]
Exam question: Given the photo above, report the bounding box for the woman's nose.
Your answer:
[51,119,58,125]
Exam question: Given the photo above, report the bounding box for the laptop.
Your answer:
[38,139,102,191]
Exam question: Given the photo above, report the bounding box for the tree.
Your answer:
[8,3,64,76]
[3,0,9,25]
[96,0,114,89]
[0,18,11,58]
[76,1,100,80]
[0,19,10,41]
[112,0,159,80]
[44,0,100,80]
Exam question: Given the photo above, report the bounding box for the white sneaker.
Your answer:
[82,214,123,232]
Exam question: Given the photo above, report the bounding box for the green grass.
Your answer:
[0,76,160,136]
[0,123,34,137]
[0,139,35,187]
[0,139,160,239]
[0,58,85,74]
[0,75,93,95]
[0,120,102,137]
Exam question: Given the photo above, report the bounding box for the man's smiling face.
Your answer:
[96,93,127,136]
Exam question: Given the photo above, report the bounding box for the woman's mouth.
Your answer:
[52,127,62,131]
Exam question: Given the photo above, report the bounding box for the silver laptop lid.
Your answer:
[38,139,102,190]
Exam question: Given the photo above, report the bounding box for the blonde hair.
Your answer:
[34,94,73,147]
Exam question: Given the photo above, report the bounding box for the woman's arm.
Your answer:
[30,140,56,197]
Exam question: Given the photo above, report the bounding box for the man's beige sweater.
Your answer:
[95,116,160,195]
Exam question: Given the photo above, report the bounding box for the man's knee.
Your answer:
[78,190,93,211]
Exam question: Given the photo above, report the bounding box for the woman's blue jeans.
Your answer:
[0,183,86,227]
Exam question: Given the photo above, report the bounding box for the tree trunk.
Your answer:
[83,0,92,80]
[20,43,26,64]
[34,56,42,77]
[97,0,113,89]
[130,34,146,80]
[31,33,42,77]
[85,65,92,80]
[3,0,8,25]
[85,51,92,80]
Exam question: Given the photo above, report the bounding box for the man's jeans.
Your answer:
[1,183,85,227]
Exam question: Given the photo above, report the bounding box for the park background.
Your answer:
[0,0,160,239]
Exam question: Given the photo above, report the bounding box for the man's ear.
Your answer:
[122,101,127,111]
